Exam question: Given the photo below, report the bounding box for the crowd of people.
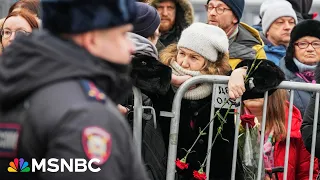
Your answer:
[0,0,320,180]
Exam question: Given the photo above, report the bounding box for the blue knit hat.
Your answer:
[133,2,160,38]
[41,0,137,34]
[207,0,244,22]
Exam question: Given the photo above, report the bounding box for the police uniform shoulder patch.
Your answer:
[0,123,21,158]
[79,80,106,103]
[82,126,112,165]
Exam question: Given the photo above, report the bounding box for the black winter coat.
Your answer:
[0,31,148,180]
[124,54,172,180]
[301,63,320,158]
[154,88,244,180]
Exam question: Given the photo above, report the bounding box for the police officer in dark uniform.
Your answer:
[0,0,148,179]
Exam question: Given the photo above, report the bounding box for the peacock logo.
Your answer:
[8,158,30,172]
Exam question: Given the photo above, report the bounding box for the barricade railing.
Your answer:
[163,75,320,180]
[132,86,157,155]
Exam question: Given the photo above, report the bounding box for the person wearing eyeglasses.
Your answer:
[206,0,267,69]
[1,9,39,50]
[280,20,320,115]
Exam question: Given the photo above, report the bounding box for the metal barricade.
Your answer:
[164,75,320,180]
[132,86,157,155]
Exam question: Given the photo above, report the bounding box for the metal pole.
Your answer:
[257,91,269,180]
[166,76,229,180]
[283,90,294,180]
[205,84,218,178]
[309,92,320,180]
[132,86,143,156]
[231,99,242,180]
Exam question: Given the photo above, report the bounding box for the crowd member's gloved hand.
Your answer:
[228,67,247,100]
[171,74,192,87]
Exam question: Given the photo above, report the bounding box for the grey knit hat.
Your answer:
[177,23,228,62]
[262,1,297,35]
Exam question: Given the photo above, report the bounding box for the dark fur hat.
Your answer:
[285,20,320,73]
[235,59,285,100]
[41,0,137,34]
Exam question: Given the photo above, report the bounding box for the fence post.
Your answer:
[231,99,242,180]
[309,92,320,180]
[257,91,269,180]
[283,90,295,180]
[132,86,143,156]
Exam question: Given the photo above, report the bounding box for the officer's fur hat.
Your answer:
[285,20,320,73]
[41,0,137,34]
[236,59,285,100]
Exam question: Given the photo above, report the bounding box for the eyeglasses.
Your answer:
[205,5,230,14]
[1,29,31,39]
[294,41,320,49]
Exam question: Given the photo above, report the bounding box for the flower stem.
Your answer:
[200,103,233,168]
[185,99,231,156]
[244,58,258,83]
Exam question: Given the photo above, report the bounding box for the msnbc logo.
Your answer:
[8,158,30,172]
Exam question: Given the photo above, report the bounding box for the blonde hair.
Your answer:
[159,43,231,75]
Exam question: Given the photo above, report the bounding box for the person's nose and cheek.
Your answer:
[128,37,136,56]
[306,43,316,52]
[162,7,169,17]
[283,21,293,31]
[179,57,190,69]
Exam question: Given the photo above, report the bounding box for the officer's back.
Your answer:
[0,0,148,179]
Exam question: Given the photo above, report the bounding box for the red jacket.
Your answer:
[274,103,318,180]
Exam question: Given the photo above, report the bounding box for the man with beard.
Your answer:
[206,0,267,69]
[261,1,297,66]
[150,0,194,51]
[0,0,148,180]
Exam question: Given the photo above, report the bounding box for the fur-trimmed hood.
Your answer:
[149,0,194,28]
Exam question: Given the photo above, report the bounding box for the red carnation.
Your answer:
[175,158,189,170]
[240,114,255,129]
[193,169,207,180]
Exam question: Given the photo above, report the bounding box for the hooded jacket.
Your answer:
[274,103,318,180]
[229,23,267,69]
[302,63,320,160]
[149,0,194,51]
[0,31,148,180]
[287,0,314,22]
[260,32,286,66]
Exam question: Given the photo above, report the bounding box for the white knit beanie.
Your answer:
[262,1,297,35]
[177,23,228,62]
[259,0,286,18]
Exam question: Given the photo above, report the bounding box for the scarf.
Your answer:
[170,61,212,100]
[228,25,239,45]
[128,33,158,59]
[293,58,316,83]
[159,26,179,47]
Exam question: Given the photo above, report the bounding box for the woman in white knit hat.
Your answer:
[154,22,285,180]
[156,22,245,180]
